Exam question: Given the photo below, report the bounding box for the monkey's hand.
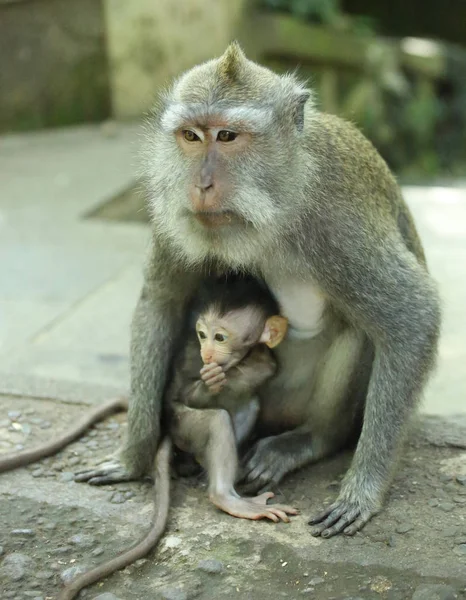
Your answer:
[200,362,226,395]
[308,482,381,538]
[74,457,140,486]
[210,491,298,523]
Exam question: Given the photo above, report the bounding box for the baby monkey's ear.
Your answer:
[260,316,288,348]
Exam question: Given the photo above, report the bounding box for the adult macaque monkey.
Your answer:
[76,43,441,537]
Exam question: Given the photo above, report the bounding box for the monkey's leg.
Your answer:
[232,397,260,445]
[75,243,199,485]
[171,405,298,522]
[241,328,364,494]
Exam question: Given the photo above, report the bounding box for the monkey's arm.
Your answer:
[185,346,276,409]
[307,231,440,536]
[225,346,277,393]
[170,403,297,522]
[75,237,200,485]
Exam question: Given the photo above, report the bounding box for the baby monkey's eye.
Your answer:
[214,333,227,342]
[183,130,201,142]
[217,130,237,142]
[198,331,207,340]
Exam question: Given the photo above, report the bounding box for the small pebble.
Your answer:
[396,523,413,534]
[309,577,325,585]
[60,565,87,584]
[453,496,466,504]
[456,475,466,486]
[438,502,455,512]
[428,499,439,507]
[59,472,75,482]
[50,546,72,554]
[31,469,45,478]
[11,528,35,537]
[453,544,466,555]
[110,492,126,504]
[68,456,81,467]
[197,559,224,574]
[91,547,104,557]
[8,411,21,420]
[69,533,95,548]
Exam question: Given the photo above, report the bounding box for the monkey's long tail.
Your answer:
[0,396,128,473]
[58,436,172,600]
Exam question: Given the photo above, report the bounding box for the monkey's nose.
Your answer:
[195,181,214,192]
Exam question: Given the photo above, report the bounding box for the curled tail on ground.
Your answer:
[58,436,172,600]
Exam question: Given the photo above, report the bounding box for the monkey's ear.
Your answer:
[260,316,288,348]
[293,90,311,133]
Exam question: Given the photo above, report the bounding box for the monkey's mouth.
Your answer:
[192,210,238,228]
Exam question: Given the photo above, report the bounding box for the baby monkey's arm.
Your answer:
[221,345,277,394]
[187,345,277,408]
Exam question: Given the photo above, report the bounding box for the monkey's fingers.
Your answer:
[74,460,134,485]
[200,364,222,377]
[309,501,374,538]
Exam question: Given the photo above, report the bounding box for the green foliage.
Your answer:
[260,0,341,25]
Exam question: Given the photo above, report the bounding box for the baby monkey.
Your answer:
[166,273,296,522]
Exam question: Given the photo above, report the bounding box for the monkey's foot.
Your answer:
[239,435,302,493]
[210,491,298,523]
[74,459,139,485]
[309,495,379,537]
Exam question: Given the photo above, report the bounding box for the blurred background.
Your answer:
[0,0,465,415]
[2,0,466,181]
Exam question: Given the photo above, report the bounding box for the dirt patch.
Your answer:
[0,394,465,600]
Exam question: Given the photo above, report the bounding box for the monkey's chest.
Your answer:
[268,279,327,339]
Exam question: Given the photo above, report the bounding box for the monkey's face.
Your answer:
[195,308,288,370]
[143,43,311,268]
[195,308,264,370]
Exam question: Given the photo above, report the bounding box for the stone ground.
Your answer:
[0,123,465,600]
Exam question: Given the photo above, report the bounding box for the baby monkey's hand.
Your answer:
[200,362,226,395]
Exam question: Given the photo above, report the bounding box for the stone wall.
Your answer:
[103,0,246,118]
[0,0,110,133]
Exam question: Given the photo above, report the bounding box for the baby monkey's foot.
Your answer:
[200,362,226,394]
[210,491,298,523]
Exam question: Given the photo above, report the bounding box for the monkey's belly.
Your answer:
[267,279,326,340]
[258,335,327,431]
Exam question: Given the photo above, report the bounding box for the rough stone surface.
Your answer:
[411,583,458,599]
[197,559,224,574]
[0,552,35,581]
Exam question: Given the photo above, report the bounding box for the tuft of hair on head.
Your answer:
[217,41,247,84]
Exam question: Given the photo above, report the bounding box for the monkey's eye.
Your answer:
[214,333,227,342]
[183,130,201,142]
[217,130,237,142]
[198,331,207,340]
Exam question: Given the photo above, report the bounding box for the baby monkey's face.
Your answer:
[195,306,288,370]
